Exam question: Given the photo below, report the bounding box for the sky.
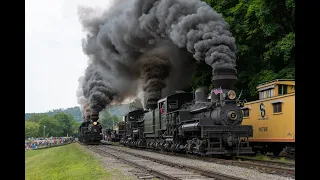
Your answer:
[25,0,113,113]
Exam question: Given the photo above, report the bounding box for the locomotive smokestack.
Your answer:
[145,90,161,110]
[146,100,158,110]
[90,113,99,122]
[212,67,237,90]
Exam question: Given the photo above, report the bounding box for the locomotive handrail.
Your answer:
[190,106,207,113]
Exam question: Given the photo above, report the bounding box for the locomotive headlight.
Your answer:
[227,90,236,100]
[93,122,97,126]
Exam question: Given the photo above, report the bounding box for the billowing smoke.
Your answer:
[136,40,195,107]
[76,0,236,117]
[76,76,91,120]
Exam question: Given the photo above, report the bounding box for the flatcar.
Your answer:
[241,79,295,157]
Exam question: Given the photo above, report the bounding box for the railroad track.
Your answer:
[89,145,245,180]
[230,159,294,177]
[106,144,295,178]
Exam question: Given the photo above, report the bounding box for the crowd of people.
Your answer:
[25,137,75,150]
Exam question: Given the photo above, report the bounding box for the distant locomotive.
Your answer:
[102,128,121,142]
[78,114,103,145]
[120,67,254,156]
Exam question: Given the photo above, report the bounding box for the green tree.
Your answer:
[71,121,81,137]
[197,0,295,101]
[38,116,62,137]
[27,114,48,123]
[99,110,120,129]
[25,121,40,138]
[190,61,212,90]
[53,113,74,136]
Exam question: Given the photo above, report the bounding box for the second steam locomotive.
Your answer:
[120,67,254,156]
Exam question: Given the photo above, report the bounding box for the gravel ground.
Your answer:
[97,146,215,180]
[103,145,295,180]
[81,145,150,180]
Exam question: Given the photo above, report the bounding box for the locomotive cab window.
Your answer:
[168,100,178,110]
[273,102,282,113]
[242,108,250,118]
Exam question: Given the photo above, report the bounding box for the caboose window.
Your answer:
[273,102,282,113]
[278,85,288,95]
[242,109,250,117]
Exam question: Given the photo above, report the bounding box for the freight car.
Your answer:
[78,114,103,145]
[241,79,295,157]
[120,67,254,156]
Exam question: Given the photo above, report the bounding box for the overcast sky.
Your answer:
[25,0,112,113]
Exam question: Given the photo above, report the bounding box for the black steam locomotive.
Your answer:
[78,114,103,145]
[120,68,254,156]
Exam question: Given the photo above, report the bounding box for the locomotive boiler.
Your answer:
[121,67,254,156]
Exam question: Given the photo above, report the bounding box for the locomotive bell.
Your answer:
[211,67,237,89]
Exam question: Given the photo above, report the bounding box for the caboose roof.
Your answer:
[256,79,295,89]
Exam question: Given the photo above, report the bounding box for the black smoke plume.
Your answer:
[77,0,237,118]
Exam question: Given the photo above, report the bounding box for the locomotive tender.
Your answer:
[120,67,254,155]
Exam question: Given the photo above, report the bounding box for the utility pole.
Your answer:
[43,126,46,138]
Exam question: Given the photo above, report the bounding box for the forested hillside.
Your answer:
[186,0,295,101]
[25,104,132,123]
[25,107,83,122]
[25,112,81,138]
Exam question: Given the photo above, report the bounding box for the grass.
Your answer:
[25,143,111,180]
[255,155,270,160]
[237,155,295,164]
